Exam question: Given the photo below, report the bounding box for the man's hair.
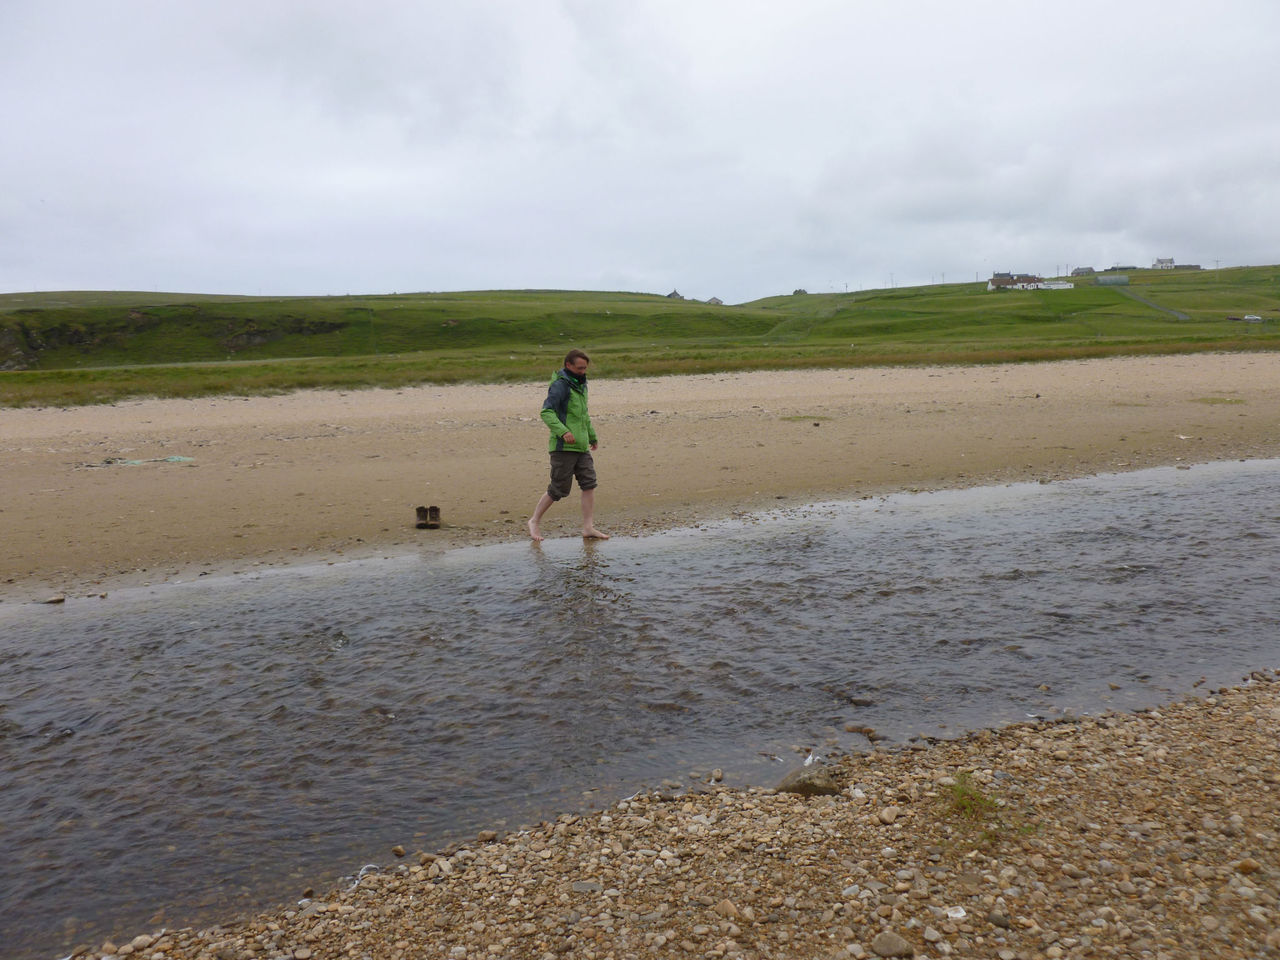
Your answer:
[564,349,590,366]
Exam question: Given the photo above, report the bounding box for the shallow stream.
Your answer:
[3,459,1278,958]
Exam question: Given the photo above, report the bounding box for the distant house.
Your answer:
[706,296,723,306]
[1071,266,1096,276]
[1153,257,1175,270]
[1097,274,1130,286]
[666,290,683,299]
[987,272,1036,291]
[988,272,1074,292]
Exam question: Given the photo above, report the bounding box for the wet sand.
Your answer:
[3,353,1280,603]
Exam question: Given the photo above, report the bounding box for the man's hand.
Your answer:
[561,431,575,445]
[590,442,598,450]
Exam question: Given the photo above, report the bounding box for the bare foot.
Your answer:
[582,528,610,540]
[527,518,544,541]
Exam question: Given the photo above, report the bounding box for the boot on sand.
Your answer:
[415,506,430,529]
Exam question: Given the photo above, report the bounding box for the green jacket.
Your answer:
[540,368,597,453]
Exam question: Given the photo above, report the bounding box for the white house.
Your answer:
[987,273,1073,291]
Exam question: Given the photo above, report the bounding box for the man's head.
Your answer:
[564,349,590,376]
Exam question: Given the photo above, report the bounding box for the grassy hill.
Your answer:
[2,266,1277,407]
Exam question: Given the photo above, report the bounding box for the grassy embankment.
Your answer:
[1,265,1277,407]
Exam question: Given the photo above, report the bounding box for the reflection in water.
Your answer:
[2,459,1279,958]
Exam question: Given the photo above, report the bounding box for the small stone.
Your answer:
[44,595,67,604]
[714,898,740,919]
[294,949,312,960]
[923,925,942,942]
[1236,858,1262,874]
[477,830,498,842]
[879,806,901,824]
[391,845,405,857]
[572,881,603,894]
[776,766,839,796]
[870,930,914,957]
[987,911,1011,929]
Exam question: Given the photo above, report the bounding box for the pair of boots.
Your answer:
[415,505,441,529]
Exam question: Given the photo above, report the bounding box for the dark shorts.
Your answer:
[547,450,597,500]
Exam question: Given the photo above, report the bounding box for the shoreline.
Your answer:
[71,675,1280,960]
[5,353,1280,604]
[10,353,1280,957]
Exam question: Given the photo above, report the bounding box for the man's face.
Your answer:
[566,357,589,377]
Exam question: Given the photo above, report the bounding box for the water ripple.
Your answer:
[2,459,1279,957]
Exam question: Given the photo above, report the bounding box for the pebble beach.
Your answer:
[79,675,1280,960]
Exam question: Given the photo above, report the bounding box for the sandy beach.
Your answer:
[3,353,1279,602]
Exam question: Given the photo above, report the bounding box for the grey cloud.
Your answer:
[2,0,1277,300]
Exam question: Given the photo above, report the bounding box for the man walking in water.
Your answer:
[528,349,610,542]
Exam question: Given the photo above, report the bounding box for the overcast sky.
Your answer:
[2,1,1276,304]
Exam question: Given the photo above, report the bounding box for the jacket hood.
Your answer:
[559,367,588,386]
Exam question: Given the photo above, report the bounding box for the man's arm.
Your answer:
[540,379,570,438]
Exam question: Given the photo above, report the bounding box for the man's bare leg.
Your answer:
[528,492,554,541]
[580,488,610,540]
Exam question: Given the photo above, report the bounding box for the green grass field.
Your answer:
[2,266,1277,407]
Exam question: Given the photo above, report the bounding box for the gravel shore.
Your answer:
[82,674,1280,960]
